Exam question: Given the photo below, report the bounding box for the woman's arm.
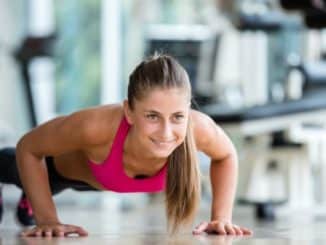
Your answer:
[190,110,252,236]
[16,110,103,237]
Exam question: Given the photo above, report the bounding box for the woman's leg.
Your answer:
[0,147,23,187]
[0,147,35,226]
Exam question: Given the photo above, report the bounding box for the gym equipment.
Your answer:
[14,34,56,127]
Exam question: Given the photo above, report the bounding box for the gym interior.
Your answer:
[1,0,326,244]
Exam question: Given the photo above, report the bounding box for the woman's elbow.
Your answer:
[16,133,33,157]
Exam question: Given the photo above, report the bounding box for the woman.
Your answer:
[0,54,252,237]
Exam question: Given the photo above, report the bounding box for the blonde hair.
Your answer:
[128,54,201,233]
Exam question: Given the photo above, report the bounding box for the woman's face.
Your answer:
[125,87,190,159]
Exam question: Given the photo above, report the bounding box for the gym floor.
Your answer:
[1,192,326,245]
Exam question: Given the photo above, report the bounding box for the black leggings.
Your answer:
[0,147,98,195]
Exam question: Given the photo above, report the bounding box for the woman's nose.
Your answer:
[161,122,174,139]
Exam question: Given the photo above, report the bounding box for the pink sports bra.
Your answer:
[88,116,167,193]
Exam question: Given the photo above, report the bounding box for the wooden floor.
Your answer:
[1,194,326,245]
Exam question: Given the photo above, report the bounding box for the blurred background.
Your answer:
[1,0,326,227]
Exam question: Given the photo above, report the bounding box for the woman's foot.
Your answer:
[16,194,35,226]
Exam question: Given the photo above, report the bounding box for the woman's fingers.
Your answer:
[23,227,42,237]
[53,228,65,237]
[20,224,89,237]
[224,223,236,235]
[232,225,243,235]
[240,227,253,235]
[192,221,209,234]
[63,225,88,237]
[75,225,88,236]
[193,220,253,236]
[210,222,227,235]
[44,229,53,237]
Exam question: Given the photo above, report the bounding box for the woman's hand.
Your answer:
[20,223,88,237]
[193,220,253,236]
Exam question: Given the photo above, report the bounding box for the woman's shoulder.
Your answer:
[190,109,213,129]
[72,103,124,145]
[17,104,125,156]
[190,109,219,150]
[189,109,236,160]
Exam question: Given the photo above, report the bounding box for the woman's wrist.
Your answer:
[210,215,231,223]
[36,217,61,226]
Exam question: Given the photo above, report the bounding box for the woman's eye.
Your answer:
[146,114,158,120]
[174,115,184,121]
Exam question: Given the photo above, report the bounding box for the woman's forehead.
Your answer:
[143,87,189,100]
[134,88,190,112]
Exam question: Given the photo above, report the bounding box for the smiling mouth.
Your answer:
[150,138,175,146]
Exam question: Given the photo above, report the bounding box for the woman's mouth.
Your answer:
[150,138,175,147]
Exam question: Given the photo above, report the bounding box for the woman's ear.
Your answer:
[123,100,134,125]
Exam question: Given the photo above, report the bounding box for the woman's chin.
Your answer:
[151,151,170,159]
[148,147,174,159]
[146,140,179,158]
